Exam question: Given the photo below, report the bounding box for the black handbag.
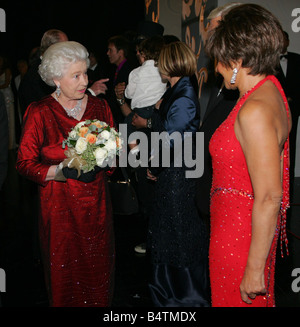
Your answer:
[108,167,139,215]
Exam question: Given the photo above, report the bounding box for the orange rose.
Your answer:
[116,136,120,148]
[79,126,89,137]
[86,133,97,144]
[91,121,102,128]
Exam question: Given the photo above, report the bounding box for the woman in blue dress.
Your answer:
[144,41,210,307]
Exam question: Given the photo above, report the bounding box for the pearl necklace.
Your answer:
[54,93,83,119]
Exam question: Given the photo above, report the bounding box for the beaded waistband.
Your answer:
[211,187,254,200]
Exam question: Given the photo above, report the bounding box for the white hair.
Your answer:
[207,2,242,20]
[39,41,90,86]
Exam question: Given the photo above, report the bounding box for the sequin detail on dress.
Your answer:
[208,75,290,307]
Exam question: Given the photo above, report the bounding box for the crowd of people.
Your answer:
[0,2,298,307]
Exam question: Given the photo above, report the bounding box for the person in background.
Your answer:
[276,31,300,201]
[113,22,165,121]
[196,3,240,229]
[106,35,136,125]
[124,35,167,149]
[0,55,15,149]
[13,59,28,139]
[14,59,28,91]
[205,4,291,306]
[116,35,166,255]
[0,92,8,189]
[87,50,105,90]
[18,29,68,116]
[16,41,115,307]
[113,27,166,256]
[146,41,210,307]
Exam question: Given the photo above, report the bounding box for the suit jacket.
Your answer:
[276,51,300,182]
[196,75,239,218]
[276,51,300,119]
[105,60,136,125]
[18,57,55,117]
[87,64,104,87]
[150,76,200,176]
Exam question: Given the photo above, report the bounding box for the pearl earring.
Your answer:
[230,68,238,84]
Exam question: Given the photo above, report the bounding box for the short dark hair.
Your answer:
[205,4,284,76]
[138,36,165,63]
[108,35,130,58]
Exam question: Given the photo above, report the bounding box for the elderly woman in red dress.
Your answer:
[16,41,115,307]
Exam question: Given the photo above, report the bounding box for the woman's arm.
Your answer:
[235,100,284,304]
[114,82,132,117]
[149,96,198,176]
[16,103,52,186]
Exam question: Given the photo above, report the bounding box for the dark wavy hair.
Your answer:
[138,35,165,63]
[205,4,284,75]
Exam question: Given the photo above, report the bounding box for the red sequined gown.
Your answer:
[209,76,289,307]
[16,95,115,307]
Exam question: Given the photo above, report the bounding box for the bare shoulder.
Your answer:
[236,98,274,135]
[235,82,290,143]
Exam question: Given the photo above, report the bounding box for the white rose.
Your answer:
[104,138,117,154]
[69,130,77,139]
[75,137,88,154]
[94,147,108,166]
[100,130,111,140]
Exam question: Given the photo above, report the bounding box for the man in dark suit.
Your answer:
[276,31,300,200]
[195,4,240,225]
[87,50,104,87]
[18,29,68,116]
[195,74,238,224]
[106,35,136,125]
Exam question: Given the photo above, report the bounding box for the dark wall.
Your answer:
[0,0,145,73]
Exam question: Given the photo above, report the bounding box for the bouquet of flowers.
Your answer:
[55,120,122,181]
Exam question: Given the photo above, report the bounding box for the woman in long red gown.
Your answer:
[205,4,291,306]
[16,41,115,306]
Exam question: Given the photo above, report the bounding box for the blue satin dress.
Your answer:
[148,76,210,307]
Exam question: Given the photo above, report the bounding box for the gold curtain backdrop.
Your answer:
[182,0,217,100]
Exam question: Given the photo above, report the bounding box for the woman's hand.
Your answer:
[147,169,158,181]
[62,166,102,183]
[240,265,266,304]
[132,113,147,129]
